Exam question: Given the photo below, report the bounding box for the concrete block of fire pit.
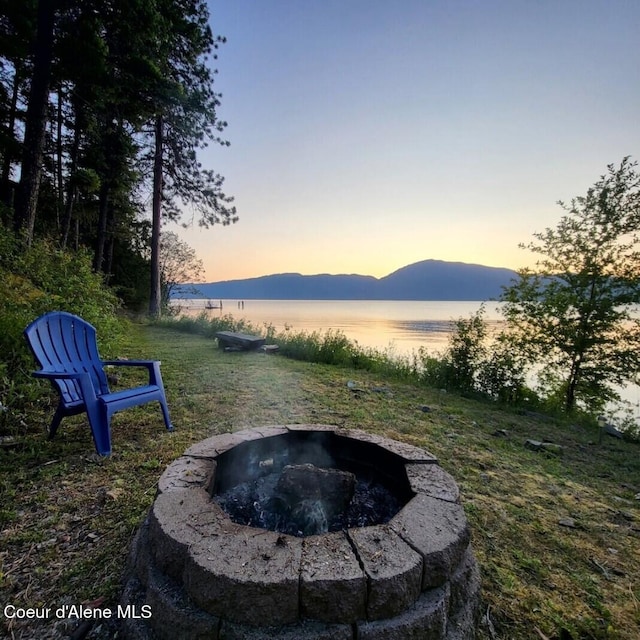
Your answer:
[390,493,470,590]
[183,432,251,458]
[183,529,304,626]
[404,464,461,503]
[447,545,481,636]
[143,562,219,639]
[157,455,217,494]
[348,525,423,620]
[356,584,448,640]
[120,574,155,640]
[219,618,353,640]
[333,428,439,463]
[285,424,339,432]
[148,485,220,581]
[252,425,292,438]
[300,531,367,623]
[184,427,288,458]
[125,520,152,590]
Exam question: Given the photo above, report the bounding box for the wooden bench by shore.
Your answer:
[215,331,266,351]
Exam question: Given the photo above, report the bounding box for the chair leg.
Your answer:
[85,402,112,456]
[152,368,173,432]
[159,398,174,432]
[48,406,65,440]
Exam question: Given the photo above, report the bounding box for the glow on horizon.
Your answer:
[168,1,640,283]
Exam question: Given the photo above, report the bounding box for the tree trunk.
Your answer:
[103,197,116,279]
[14,0,56,243]
[565,358,581,413]
[73,215,79,250]
[55,84,64,229]
[148,114,164,318]
[60,109,81,249]
[61,186,76,250]
[94,181,109,272]
[0,64,22,211]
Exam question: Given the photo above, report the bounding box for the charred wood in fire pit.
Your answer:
[275,464,356,535]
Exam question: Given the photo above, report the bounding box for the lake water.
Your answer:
[173,298,640,418]
[173,299,501,356]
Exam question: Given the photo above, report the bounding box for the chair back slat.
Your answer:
[26,314,79,403]
[24,312,110,402]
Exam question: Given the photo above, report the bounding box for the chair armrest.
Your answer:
[101,359,161,368]
[100,360,164,387]
[32,370,98,403]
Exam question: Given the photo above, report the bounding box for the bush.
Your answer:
[416,307,488,395]
[444,306,487,393]
[277,329,356,366]
[416,308,536,407]
[156,312,276,342]
[476,335,528,404]
[417,349,451,388]
[0,226,125,435]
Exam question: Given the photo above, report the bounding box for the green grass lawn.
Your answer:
[1,324,639,639]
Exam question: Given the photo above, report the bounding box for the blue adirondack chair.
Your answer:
[24,311,174,456]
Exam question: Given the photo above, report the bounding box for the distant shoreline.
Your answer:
[173,259,517,302]
[171,297,495,303]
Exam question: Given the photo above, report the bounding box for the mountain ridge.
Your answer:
[174,259,519,301]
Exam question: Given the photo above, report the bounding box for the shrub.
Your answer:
[444,306,487,394]
[416,308,536,406]
[476,335,528,404]
[0,226,124,435]
[416,307,487,395]
[417,348,451,388]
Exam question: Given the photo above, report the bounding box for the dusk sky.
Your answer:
[170,0,640,282]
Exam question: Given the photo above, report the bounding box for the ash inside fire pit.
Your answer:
[215,461,403,536]
[211,429,414,538]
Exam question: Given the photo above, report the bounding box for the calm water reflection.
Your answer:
[174,299,503,355]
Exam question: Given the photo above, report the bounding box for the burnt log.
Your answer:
[275,464,356,535]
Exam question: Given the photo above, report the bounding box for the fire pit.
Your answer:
[121,425,481,639]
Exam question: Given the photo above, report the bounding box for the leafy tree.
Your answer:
[476,334,528,404]
[159,230,203,311]
[501,157,640,413]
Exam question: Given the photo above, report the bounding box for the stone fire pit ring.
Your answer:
[122,425,481,639]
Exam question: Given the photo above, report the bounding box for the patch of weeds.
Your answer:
[139,458,162,471]
[503,501,531,523]
[0,508,17,525]
[4,527,49,545]
[511,548,548,583]
[491,563,521,595]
